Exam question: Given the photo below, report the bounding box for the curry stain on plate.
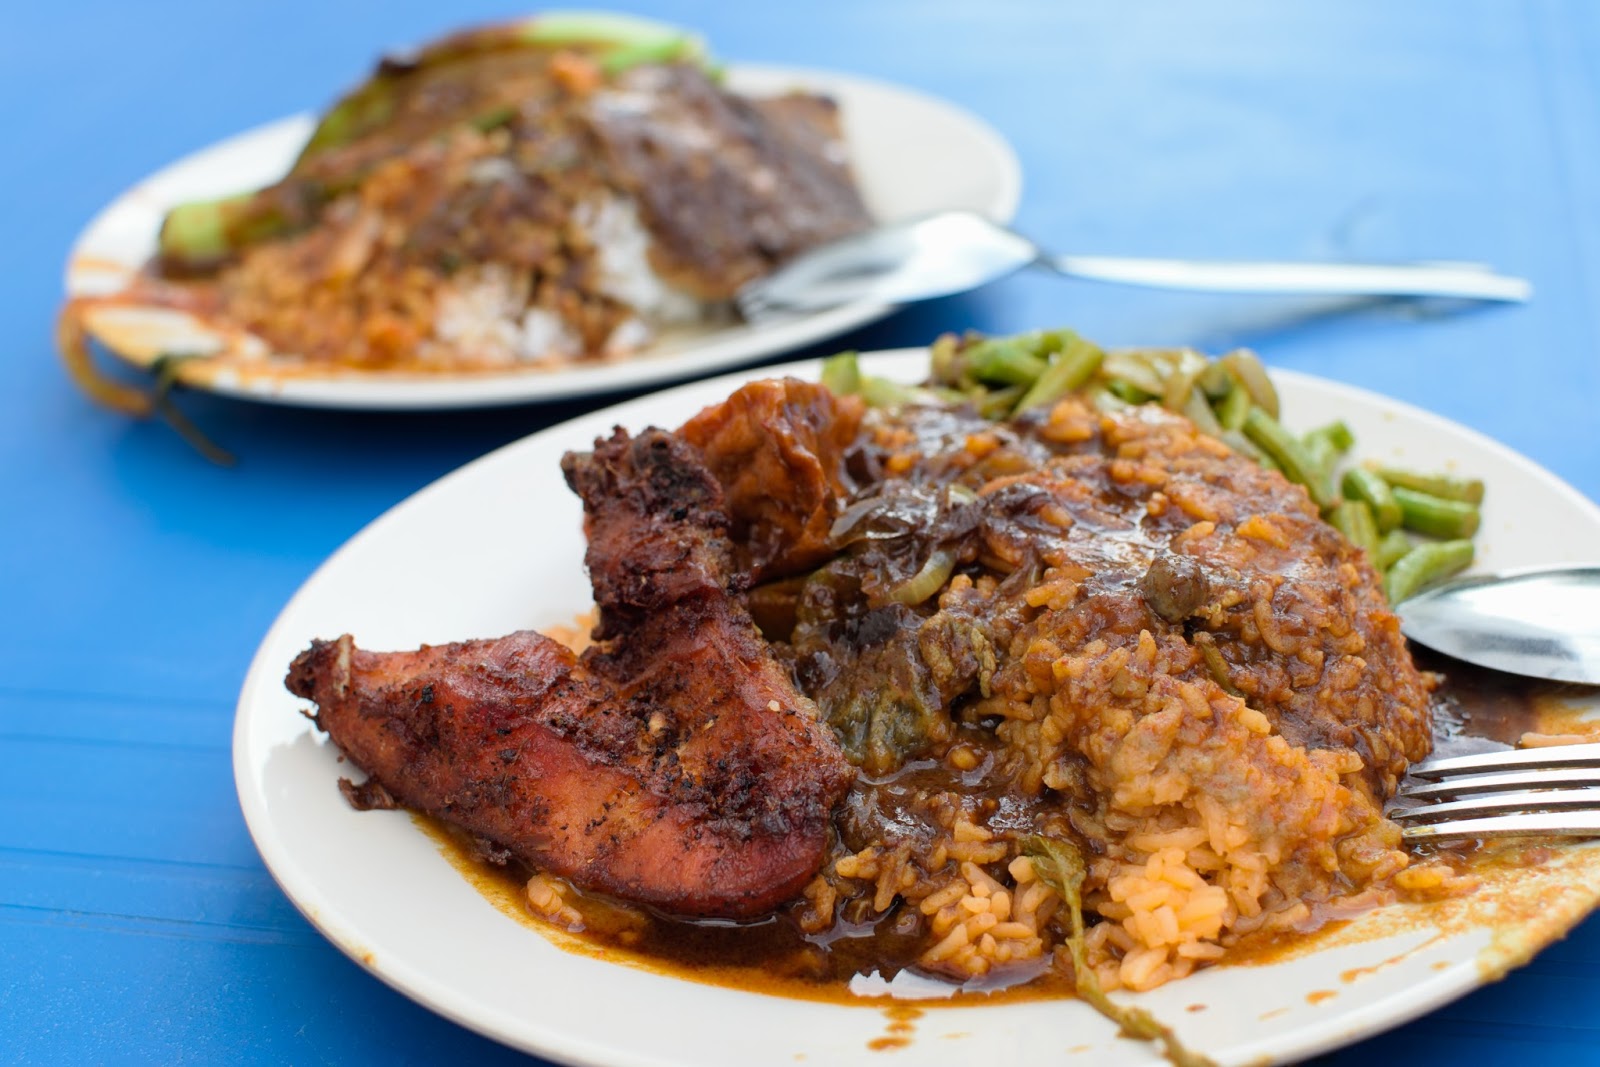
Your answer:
[867,1005,921,1051]
[1339,932,1447,984]
[1305,990,1336,1005]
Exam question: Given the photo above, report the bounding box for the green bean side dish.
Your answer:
[821,328,1483,605]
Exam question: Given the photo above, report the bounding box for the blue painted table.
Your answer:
[6,2,1598,1062]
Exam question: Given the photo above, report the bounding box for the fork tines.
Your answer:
[1394,742,1600,841]
[1407,742,1600,780]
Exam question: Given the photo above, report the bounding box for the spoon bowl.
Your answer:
[1398,564,1600,685]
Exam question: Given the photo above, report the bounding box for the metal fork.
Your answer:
[1391,743,1600,841]
[735,210,1533,321]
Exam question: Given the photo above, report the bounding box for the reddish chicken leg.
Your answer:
[286,428,852,918]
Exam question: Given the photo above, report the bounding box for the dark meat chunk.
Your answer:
[1140,553,1211,623]
[286,428,853,918]
[679,378,863,581]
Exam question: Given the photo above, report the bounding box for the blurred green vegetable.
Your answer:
[1330,499,1380,556]
[820,351,861,396]
[1213,383,1252,431]
[1243,408,1335,509]
[1392,486,1481,539]
[1016,335,1103,411]
[1341,468,1402,532]
[964,336,1048,387]
[1386,539,1474,603]
[1368,465,1485,505]
[1218,349,1278,419]
[1374,529,1414,571]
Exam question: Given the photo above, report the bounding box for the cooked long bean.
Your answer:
[1330,499,1379,556]
[973,384,1025,420]
[1016,337,1103,411]
[1304,421,1355,454]
[1341,468,1402,532]
[1219,429,1275,470]
[1100,351,1168,397]
[1106,378,1155,405]
[1385,539,1474,603]
[1374,529,1413,571]
[1160,351,1209,412]
[1242,408,1334,509]
[1369,465,1485,505]
[929,334,962,387]
[1214,384,1252,431]
[820,351,861,396]
[1219,350,1279,419]
[1180,387,1225,436]
[1392,486,1481,539]
[964,338,1047,387]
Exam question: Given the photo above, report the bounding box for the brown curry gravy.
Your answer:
[418,647,1597,1006]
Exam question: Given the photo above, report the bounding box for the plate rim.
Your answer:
[65,62,1023,411]
[233,349,1600,1066]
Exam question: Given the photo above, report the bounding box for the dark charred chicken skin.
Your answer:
[286,426,852,918]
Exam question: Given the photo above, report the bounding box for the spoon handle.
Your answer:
[1043,254,1532,302]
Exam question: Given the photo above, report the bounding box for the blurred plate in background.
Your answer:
[64,66,1021,410]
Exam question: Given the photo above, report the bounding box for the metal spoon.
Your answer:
[1397,564,1600,685]
[736,210,1532,318]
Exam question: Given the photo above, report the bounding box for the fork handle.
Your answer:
[1043,254,1532,302]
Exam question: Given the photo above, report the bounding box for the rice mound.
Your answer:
[789,394,1449,991]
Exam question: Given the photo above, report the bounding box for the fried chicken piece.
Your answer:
[286,428,852,918]
[679,378,862,581]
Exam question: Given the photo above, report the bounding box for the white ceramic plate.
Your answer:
[235,350,1600,1066]
[64,66,1020,410]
